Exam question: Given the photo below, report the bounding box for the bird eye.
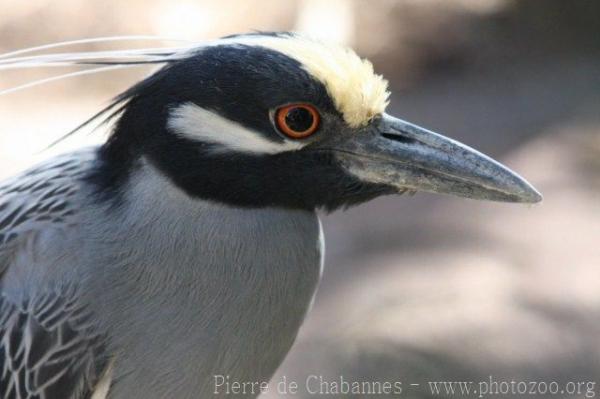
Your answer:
[275,104,320,139]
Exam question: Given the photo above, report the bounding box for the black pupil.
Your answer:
[285,107,313,132]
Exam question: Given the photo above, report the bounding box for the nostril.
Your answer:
[381,132,416,144]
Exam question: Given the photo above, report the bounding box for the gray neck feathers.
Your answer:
[83,159,323,397]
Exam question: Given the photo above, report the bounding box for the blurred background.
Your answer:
[1,0,599,397]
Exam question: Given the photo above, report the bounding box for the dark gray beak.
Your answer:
[334,114,542,203]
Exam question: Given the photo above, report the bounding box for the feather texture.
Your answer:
[0,152,91,246]
[0,288,109,399]
[0,150,111,399]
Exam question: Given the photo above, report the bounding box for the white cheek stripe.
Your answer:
[167,103,304,154]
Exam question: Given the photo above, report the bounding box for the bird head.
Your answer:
[99,32,541,211]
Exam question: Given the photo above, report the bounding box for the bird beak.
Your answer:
[333,114,542,203]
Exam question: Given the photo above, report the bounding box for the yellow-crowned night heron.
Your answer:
[0,32,541,399]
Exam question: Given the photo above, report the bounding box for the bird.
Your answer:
[0,32,541,399]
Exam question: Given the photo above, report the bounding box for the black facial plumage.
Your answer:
[87,38,395,211]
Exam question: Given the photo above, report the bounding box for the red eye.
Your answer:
[275,104,320,139]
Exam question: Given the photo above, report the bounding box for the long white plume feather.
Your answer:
[0,65,134,96]
[0,47,191,70]
[0,36,197,94]
[0,36,201,148]
[0,36,191,59]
